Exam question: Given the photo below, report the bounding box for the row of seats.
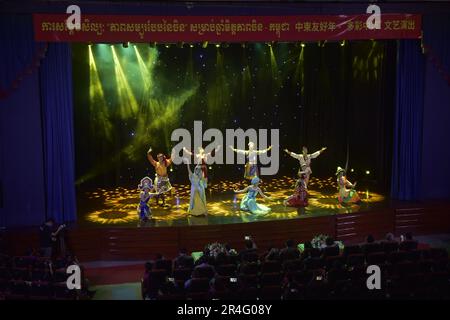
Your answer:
[0,254,83,300]
[142,244,450,300]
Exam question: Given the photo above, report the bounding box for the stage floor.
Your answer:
[77,176,387,227]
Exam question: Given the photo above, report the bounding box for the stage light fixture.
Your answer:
[202,41,208,48]
[215,43,220,48]
[300,42,305,48]
[241,43,246,48]
[340,40,346,47]
[366,170,370,175]
[165,43,170,48]
[189,43,194,48]
[351,168,354,172]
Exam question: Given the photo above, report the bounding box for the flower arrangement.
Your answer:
[311,234,329,249]
[205,242,237,257]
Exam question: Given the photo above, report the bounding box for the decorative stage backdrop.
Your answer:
[32,14,421,42]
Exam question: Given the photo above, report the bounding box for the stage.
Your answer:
[77,176,386,228]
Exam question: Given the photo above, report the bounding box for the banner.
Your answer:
[33,14,421,42]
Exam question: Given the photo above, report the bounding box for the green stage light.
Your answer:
[111,45,139,117]
[88,45,111,139]
[300,42,305,48]
[269,45,281,91]
[202,41,208,48]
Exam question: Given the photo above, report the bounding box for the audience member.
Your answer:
[280,239,300,261]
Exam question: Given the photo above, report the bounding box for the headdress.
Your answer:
[335,166,346,176]
[138,176,153,190]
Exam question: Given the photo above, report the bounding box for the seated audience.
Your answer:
[238,239,258,262]
[174,248,194,269]
[280,239,300,261]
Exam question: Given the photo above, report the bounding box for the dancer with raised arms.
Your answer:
[147,147,173,206]
[284,146,327,187]
[183,145,220,183]
[230,142,272,180]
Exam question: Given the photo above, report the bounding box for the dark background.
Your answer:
[72,40,396,192]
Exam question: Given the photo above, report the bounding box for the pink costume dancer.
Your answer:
[284,172,309,207]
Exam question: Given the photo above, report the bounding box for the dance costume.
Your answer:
[183,147,219,181]
[188,165,208,216]
[237,177,271,215]
[285,175,309,207]
[336,167,360,204]
[231,144,271,180]
[286,148,325,187]
[137,177,155,222]
[138,193,152,220]
[147,151,173,194]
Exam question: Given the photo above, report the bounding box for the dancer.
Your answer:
[234,176,271,215]
[335,166,361,204]
[137,177,156,226]
[147,147,173,206]
[284,146,327,187]
[185,160,208,217]
[230,142,272,180]
[183,145,221,183]
[284,171,309,207]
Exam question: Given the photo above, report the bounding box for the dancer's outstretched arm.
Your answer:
[346,179,356,189]
[257,188,270,199]
[284,149,302,160]
[310,147,327,159]
[229,145,248,154]
[147,147,157,167]
[256,145,272,154]
[183,147,193,156]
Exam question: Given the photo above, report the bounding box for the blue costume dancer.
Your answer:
[137,177,156,226]
[234,177,271,215]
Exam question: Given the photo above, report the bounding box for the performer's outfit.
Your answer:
[234,149,260,180]
[147,153,172,205]
[188,168,208,216]
[337,175,360,204]
[240,186,271,215]
[137,176,155,224]
[287,150,322,186]
[193,153,208,180]
[285,178,309,207]
[138,192,152,220]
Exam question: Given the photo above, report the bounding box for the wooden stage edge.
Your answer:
[4,201,450,262]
